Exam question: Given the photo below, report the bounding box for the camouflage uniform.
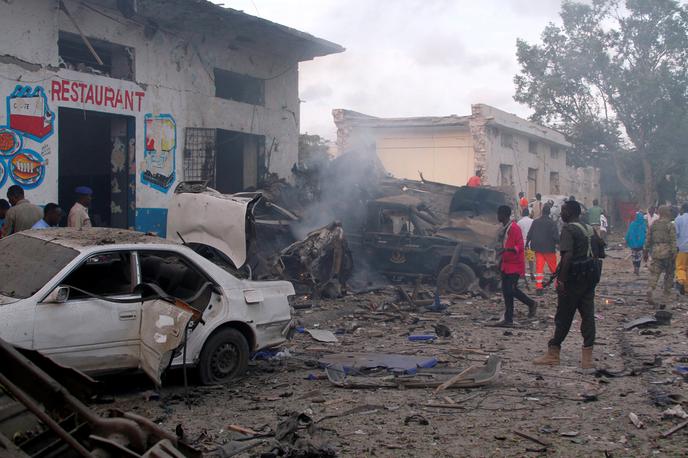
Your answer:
[645,208,677,295]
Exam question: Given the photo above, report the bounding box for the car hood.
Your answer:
[167,190,259,268]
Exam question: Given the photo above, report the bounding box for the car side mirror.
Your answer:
[44,286,70,304]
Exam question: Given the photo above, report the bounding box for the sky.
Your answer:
[213,0,565,140]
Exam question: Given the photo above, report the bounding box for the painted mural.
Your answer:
[141,114,176,193]
[0,85,53,189]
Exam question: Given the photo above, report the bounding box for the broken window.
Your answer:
[138,251,212,311]
[62,252,134,299]
[184,128,217,185]
[499,164,514,188]
[214,68,265,106]
[528,140,538,154]
[58,31,134,80]
[550,172,560,194]
[500,132,513,148]
[550,146,559,159]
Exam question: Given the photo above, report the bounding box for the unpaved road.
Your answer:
[101,237,688,457]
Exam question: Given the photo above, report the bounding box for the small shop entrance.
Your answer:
[58,108,135,228]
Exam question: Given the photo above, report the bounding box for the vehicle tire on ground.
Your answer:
[437,262,477,294]
[198,328,249,385]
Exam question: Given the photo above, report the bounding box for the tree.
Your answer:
[298,133,332,167]
[514,0,688,204]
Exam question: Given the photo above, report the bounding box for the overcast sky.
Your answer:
[214,0,565,140]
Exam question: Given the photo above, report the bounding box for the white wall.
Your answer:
[0,0,299,233]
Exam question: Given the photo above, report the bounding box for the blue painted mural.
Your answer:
[141,113,176,193]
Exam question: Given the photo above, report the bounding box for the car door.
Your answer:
[33,251,142,373]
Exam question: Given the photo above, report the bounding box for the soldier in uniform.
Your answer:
[533,200,603,370]
[644,205,677,304]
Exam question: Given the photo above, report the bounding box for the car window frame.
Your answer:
[47,249,140,302]
[135,248,217,294]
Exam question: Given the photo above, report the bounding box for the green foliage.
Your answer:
[514,0,688,199]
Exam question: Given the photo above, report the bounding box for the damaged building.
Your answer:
[0,0,342,235]
[333,104,601,206]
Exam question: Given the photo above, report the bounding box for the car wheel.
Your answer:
[437,263,477,294]
[198,328,249,385]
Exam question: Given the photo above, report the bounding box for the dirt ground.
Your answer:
[101,235,688,457]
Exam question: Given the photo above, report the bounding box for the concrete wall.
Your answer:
[374,126,474,186]
[0,0,299,234]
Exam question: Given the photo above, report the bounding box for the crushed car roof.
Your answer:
[19,227,177,250]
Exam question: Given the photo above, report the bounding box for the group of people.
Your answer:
[625,203,688,303]
[0,186,93,237]
[495,197,604,371]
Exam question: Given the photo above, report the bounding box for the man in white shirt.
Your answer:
[518,208,535,284]
[645,207,659,228]
[68,186,93,229]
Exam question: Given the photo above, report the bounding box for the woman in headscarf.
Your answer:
[626,212,647,275]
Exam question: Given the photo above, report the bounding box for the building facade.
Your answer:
[333,104,601,206]
[0,0,341,234]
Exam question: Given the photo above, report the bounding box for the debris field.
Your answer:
[101,237,688,457]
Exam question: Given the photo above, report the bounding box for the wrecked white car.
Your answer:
[0,228,295,385]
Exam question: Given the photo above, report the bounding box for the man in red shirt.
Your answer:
[495,205,537,326]
[466,169,482,187]
[518,192,529,212]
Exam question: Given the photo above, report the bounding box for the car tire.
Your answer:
[198,328,249,385]
[437,263,477,294]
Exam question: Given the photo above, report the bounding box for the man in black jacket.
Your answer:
[526,205,559,296]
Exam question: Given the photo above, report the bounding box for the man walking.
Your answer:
[32,203,63,229]
[1,185,42,237]
[644,206,677,304]
[526,205,559,295]
[533,201,602,369]
[494,205,536,326]
[518,192,529,213]
[531,193,544,219]
[518,208,535,284]
[68,186,93,229]
[675,203,688,295]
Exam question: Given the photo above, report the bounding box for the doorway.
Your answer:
[215,129,264,193]
[58,108,135,228]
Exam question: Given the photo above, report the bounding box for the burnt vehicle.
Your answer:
[349,192,500,294]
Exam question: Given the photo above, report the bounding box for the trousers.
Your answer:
[676,252,688,288]
[649,256,676,293]
[548,282,596,348]
[535,252,557,289]
[501,273,534,323]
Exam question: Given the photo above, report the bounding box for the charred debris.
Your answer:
[171,151,509,301]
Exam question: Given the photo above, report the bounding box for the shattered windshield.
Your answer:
[0,235,79,299]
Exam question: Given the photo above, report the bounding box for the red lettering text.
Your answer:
[104,87,115,107]
[70,81,79,102]
[135,91,145,111]
[114,89,123,108]
[61,79,70,101]
[51,80,61,101]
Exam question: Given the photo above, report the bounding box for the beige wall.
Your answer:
[375,127,474,186]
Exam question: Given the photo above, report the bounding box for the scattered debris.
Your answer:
[319,352,438,375]
[624,316,658,330]
[404,414,430,426]
[306,329,339,343]
[513,430,551,448]
[663,406,688,420]
[629,412,644,429]
[660,420,688,438]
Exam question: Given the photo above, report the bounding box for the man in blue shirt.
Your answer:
[675,203,688,295]
[31,203,62,229]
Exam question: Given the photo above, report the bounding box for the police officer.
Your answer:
[533,200,603,370]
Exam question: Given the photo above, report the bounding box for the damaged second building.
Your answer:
[0,0,342,235]
[333,105,601,205]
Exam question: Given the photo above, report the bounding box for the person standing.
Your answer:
[675,203,688,295]
[625,212,647,275]
[467,170,482,188]
[531,193,544,219]
[533,200,602,369]
[599,212,608,242]
[68,186,93,229]
[526,205,559,295]
[31,203,63,229]
[645,206,659,228]
[588,199,603,237]
[0,199,9,231]
[518,192,529,213]
[494,205,536,326]
[518,208,535,284]
[1,185,42,237]
[644,206,677,304]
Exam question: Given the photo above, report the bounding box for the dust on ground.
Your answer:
[99,236,688,457]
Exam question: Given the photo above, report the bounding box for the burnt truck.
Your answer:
[348,188,504,294]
